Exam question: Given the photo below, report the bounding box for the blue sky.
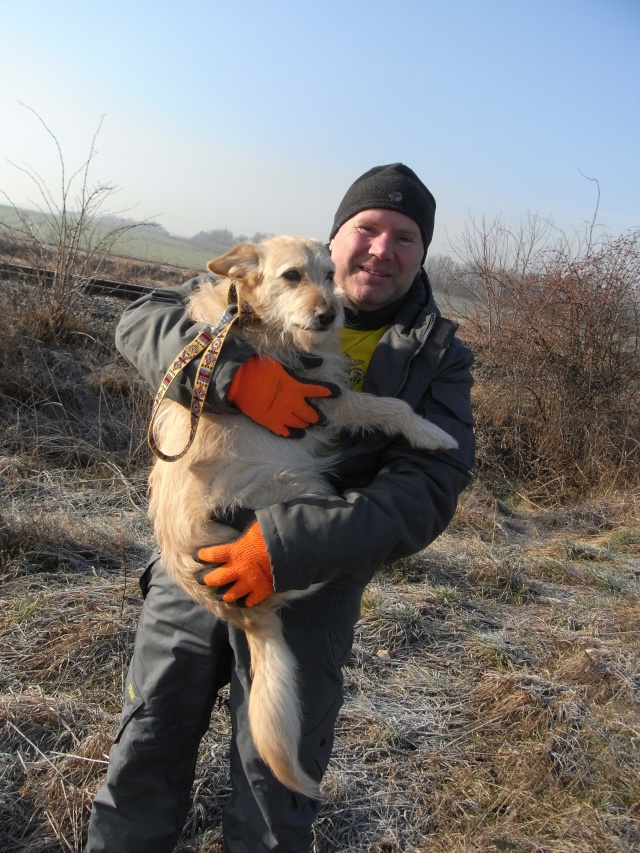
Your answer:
[1,0,638,255]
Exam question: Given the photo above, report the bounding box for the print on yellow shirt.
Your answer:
[340,326,390,391]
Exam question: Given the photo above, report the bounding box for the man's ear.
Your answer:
[207,242,262,279]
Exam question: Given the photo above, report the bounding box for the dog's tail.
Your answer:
[244,615,322,800]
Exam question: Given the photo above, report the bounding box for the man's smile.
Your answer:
[359,265,391,278]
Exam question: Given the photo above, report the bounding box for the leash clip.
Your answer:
[208,302,238,335]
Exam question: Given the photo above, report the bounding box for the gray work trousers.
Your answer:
[85,555,354,852]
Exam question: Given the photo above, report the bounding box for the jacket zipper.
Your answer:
[393,312,437,397]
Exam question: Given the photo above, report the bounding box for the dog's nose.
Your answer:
[315,305,337,328]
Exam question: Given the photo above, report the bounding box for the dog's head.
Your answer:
[207,236,343,352]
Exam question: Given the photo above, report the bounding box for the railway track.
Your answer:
[0,260,155,301]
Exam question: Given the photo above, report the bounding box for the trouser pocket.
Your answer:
[113,664,146,745]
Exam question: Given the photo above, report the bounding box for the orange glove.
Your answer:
[195,521,274,607]
[228,355,339,437]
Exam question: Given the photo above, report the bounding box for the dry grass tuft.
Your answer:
[0,693,118,852]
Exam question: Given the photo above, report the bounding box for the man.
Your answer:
[85,163,475,852]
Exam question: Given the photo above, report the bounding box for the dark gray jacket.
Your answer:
[116,273,475,628]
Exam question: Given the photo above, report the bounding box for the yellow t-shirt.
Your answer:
[340,325,390,391]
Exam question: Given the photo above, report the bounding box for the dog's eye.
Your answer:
[282,269,302,282]
[326,270,334,283]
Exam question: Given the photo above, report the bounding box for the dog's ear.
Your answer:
[207,243,262,280]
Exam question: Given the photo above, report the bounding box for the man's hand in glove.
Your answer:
[195,521,274,607]
[228,355,339,438]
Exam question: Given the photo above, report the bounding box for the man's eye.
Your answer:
[282,269,302,281]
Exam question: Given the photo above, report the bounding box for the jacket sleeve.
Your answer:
[258,336,475,592]
[115,281,255,413]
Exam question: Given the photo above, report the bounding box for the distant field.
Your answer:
[0,204,230,269]
[108,231,230,269]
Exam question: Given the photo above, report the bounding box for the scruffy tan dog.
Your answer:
[147,236,457,798]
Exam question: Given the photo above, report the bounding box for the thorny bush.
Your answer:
[449,219,640,503]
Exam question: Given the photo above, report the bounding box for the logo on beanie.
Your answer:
[389,191,403,202]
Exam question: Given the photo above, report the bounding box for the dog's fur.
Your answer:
[148,236,457,798]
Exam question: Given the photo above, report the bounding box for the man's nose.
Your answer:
[368,233,393,259]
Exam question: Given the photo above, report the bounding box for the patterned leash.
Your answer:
[148,282,257,462]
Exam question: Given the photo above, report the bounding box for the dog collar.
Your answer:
[227,281,259,327]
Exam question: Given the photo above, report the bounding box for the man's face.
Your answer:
[329,208,424,311]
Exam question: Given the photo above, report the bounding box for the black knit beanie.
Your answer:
[329,163,436,264]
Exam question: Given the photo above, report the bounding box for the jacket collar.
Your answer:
[344,271,440,332]
[360,273,440,398]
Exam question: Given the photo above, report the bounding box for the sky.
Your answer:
[1,0,639,256]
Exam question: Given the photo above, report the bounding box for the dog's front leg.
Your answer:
[326,392,458,451]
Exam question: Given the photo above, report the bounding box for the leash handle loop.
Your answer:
[147,284,253,462]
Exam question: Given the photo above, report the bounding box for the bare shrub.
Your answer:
[0,104,157,341]
[450,214,640,503]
